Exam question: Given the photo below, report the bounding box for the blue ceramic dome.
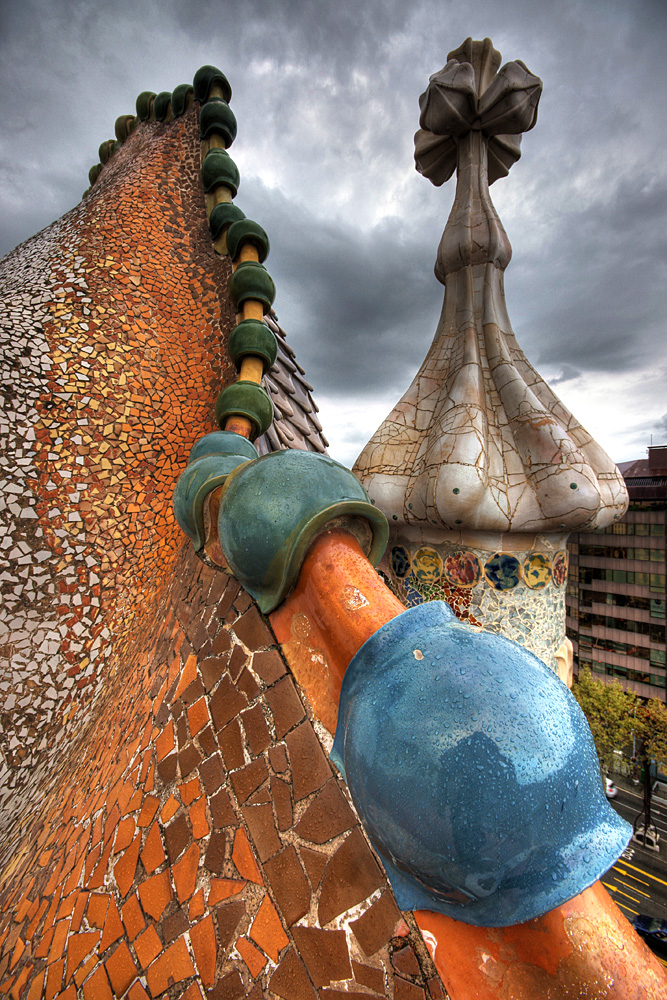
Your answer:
[331,601,630,927]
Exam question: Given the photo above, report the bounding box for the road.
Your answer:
[603,780,667,922]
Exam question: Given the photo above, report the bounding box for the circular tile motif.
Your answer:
[552,551,568,587]
[412,547,443,584]
[484,553,522,590]
[523,553,552,590]
[443,550,482,588]
[391,545,412,579]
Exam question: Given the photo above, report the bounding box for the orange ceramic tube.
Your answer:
[270,526,667,1000]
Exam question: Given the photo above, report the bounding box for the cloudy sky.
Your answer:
[1,0,665,468]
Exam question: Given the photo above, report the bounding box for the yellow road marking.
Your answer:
[603,882,646,904]
[620,860,667,888]
[616,877,650,898]
[614,865,650,886]
[616,899,640,916]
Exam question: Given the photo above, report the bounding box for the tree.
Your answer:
[573,670,667,845]
[634,698,667,842]
[572,669,637,776]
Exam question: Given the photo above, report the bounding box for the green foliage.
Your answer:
[636,698,667,771]
[573,670,667,778]
[572,669,637,774]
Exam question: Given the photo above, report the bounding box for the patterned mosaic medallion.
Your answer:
[484,552,522,590]
[552,550,568,587]
[391,544,412,578]
[443,550,482,588]
[412,546,443,584]
[523,553,552,590]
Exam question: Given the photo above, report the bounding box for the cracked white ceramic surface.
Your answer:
[354,38,628,537]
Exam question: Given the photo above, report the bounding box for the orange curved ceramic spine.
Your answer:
[270,526,667,1000]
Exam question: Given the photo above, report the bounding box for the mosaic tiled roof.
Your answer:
[0,75,438,999]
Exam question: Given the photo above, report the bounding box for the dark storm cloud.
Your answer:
[1,0,665,462]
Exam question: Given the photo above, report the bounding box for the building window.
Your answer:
[651,599,666,619]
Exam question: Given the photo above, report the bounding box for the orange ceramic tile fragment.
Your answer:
[140,823,165,874]
[45,958,64,1000]
[99,896,125,953]
[173,653,197,700]
[56,987,76,1000]
[86,893,109,929]
[133,925,162,970]
[187,697,209,735]
[56,893,78,922]
[127,982,150,1000]
[190,914,217,987]
[11,965,33,1000]
[25,968,45,1000]
[137,795,160,828]
[249,894,289,962]
[33,924,54,960]
[189,889,205,920]
[82,964,113,1000]
[179,776,201,806]
[66,932,100,983]
[125,788,143,814]
[145,937,196,995]
[69,892,89,934]
[87,839,114,890]
[114,833,141,896]
[138,868,172,921]
[232,827,263,885]
[160,794,180,823]
[113,816,135,855]
[26,897,49,939]
[189,797,209,840]
[144,761,155,793]
[120,894,145,941]
[155,721,174,762]
[236,936,267,978]
[180,985,204,1000]
[105,941,139,996]
[47,919,71,964]
[172,841,200,903]
[208,879,245,905]
[9,937,24,970]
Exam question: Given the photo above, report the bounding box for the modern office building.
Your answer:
[567,445,667,699]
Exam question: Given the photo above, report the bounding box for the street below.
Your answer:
[603,779,667,923]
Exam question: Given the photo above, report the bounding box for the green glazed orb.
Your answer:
[194,65,232,104]
[153,92,172,121]
[226,220,270,263]
[136,91,156,120]
[171,84,194,117]
[98,139,116,164]
[229,320,278,373]
[217,449,389,613]
[228,261,275,313]
[88,163,103,185]
[201,148,240,196]
[215,381,274,439]
[115,114,135,143]
[200,98,237,146]
[173,431,259,552]
[208,203,246,241]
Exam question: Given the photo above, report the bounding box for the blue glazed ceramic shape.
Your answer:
[331,601,630,927]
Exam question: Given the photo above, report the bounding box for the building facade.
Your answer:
[567,445,667,698]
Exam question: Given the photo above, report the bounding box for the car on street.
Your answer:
[633,914,667,959]
[605,777,618,799]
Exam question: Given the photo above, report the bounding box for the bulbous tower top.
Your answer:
[354,38,627,536]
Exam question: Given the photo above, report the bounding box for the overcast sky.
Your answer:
[1,0,665,467]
